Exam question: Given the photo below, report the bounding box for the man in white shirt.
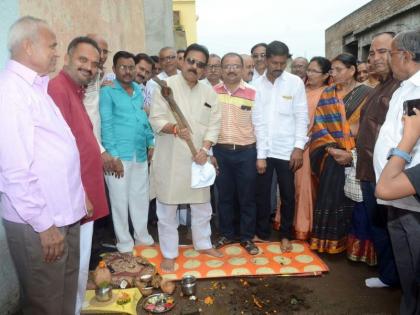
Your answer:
[200,53,222,87]
[373,30,420,315]
[250,43,267,84]
[145,47,180,100]
[253,40,308,252]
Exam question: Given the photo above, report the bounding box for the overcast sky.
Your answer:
[196,0,371,59]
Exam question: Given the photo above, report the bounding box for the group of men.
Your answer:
[1,14,420,315]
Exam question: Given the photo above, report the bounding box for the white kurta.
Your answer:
[149,73,221,204]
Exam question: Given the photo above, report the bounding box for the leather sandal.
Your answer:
[213,236,235,249]
[240,240,259,255]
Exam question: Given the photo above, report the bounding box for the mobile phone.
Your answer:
[403,99,420,116]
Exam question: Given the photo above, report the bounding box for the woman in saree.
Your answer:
[294,57,331,240]
[309,53,372,254]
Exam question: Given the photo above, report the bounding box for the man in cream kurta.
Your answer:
[149,43,222,272]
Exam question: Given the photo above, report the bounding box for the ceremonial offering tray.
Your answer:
[142,293,175,313]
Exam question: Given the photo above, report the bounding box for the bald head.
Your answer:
[241,54,254,83]
[86,33,109,67]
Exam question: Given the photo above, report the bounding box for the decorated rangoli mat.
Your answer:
[133,241,329,280]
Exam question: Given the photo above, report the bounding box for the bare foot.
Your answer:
[160,258,176,272]
[280,238,293,253]
[252,236,270,243]
[198,248,224,257]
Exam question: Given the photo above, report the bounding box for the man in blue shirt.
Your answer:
[100,51,155,253]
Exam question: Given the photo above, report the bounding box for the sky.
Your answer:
[196,0,371,59]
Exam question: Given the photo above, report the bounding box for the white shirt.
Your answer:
[84,74,105,153]
[252,71,308,160]
[146,70,181,107]
[157,69,180,80]
[200,78,221,87]
[374,70,420,212]
[250,69,266,86]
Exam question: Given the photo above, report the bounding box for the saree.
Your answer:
[309,84,371,254]
[294,86,325,240]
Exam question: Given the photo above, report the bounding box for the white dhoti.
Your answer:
[156,199,212,258]
[75,221,93,315]
[106,159,154,253]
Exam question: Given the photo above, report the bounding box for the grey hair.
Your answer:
[394,30,420,62]
[8,16,48,53]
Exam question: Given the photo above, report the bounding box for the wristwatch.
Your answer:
[386,148,412,163]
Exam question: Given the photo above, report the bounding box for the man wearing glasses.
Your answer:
[373,30,420,315]
[291,57,309,81]
[149,43,222,272]
[201,53,222,87]
[212,53,260,255]
[100,51,155,254]
[356,32,400,289]
[250,43,267,84]
[158,46,180,79]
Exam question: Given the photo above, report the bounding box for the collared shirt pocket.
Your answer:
[198,102,212,126]
[277,95,293,115]
[238,104,252,127]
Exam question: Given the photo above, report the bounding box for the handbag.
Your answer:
[344,149,363,202]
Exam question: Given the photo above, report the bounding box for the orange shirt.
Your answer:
[214,81,256,145]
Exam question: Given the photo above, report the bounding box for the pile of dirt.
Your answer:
[228,278,312,314]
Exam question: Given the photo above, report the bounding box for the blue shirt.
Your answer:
[100,79,154,162]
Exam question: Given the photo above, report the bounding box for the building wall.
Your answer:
[356,7,420,60]
[19,0,146,74]
[325,0,420,59]
[173,0,197,46]
[0,0,20,67]
[143,0,174,55]
[0,1,171,313]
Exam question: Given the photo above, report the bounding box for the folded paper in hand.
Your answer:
[191,161,216,188]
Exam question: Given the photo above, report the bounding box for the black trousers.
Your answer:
[388,207,420,315]
[256,157,295,240]
[214,146,257,242]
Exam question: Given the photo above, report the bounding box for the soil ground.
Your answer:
[90,216,401,315]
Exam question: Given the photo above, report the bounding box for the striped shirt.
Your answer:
[214,80,256,145]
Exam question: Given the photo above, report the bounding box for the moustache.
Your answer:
[248,71,253,76]
[227,72,236,76]
[188,69,197,75]
[137,74,145,81]
[78,68,92,76]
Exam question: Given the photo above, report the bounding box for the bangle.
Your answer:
[201,147,209,154]
[173,124,177,137]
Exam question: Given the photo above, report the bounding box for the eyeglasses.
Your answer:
[368,48,390,57]
[185,57,207,69]
[159,55,177,62]
[252,53,266,59]
[388,49,405,56]
[306,69,323,74]
[118,65,135,72]
[207,64,221,70]
[222,64,242,71]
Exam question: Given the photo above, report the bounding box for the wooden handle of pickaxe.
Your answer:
[153,77,198,156]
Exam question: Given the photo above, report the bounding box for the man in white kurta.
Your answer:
[149,44,222,271]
